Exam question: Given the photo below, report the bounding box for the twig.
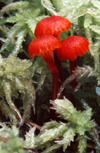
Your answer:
[57,65,93,99]
[24,120,41,131]
[57,73,76,99]
[16,115,41,130]
[0,136,8,143]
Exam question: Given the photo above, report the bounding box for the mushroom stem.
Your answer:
[54,51,64,98]
[43,58,59,100]
[42,58,59,119]
[54,33,64,99]
[54,51,64,83]
[51,69,59,100]
[69,60,78,105]
[69,60,77,87]
[50,69,59,119]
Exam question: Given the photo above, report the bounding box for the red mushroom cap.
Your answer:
[28,35,61,72]
[34,16,71,38]
[28,35,61,59]
[56,36,89,61]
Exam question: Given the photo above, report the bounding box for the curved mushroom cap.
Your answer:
[28,35,61,58]
[34,16,71,38]
[56,36,89,61]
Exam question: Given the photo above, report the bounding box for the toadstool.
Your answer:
[56,36,89,61]
[56,36,89,104]
[28,35,61,101]
[34,16,71,94]
[34,15,71,39]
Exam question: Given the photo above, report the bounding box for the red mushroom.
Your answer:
[34,16,71,96]
[56,36,89,61]
[56,36,89,104]
[34,16,71,39]
[28,35,61,101]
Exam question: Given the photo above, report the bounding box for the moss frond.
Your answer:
[13,29,27,56]
[3,81,22,120]
[51,98,96,130]
[0,125,26,153]
[21,79,35,120]
[22,98,96,152]
[25,127,36,148]
[0,26,9,33]
[55,127,75,152]
[0,1,29,13]
[84,14,92,28]
[5,54,32,74]
[0,24,21,53]
[78,136,87,153]
[6,16,18,24]
[0,54,35,123]
[41,0,57,15]
[90,25,100,34]
[27,19,37,35]
[36,69,47,92]
[0,101,17,124]
[51,0,68,12]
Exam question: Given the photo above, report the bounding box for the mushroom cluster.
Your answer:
[28,15,89,119]
[28,16,71,101]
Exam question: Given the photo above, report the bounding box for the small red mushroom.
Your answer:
[28,35,61,101]
[34,16,71,39]
[34,16,71,96]
[56,36,89,104]
[56,36,89,61]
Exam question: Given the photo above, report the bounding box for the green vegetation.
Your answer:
[0,0,100,152]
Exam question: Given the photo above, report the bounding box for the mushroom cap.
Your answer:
[56,36,89,61]
[28,35,61,58]
[34,16,71,38]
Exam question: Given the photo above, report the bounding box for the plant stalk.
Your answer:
[69,60,78,105]
[54,34,65,98]
[43,58,59,119]
[51,70,59,100]
[50,70,59,119]
[54,51,65,99]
